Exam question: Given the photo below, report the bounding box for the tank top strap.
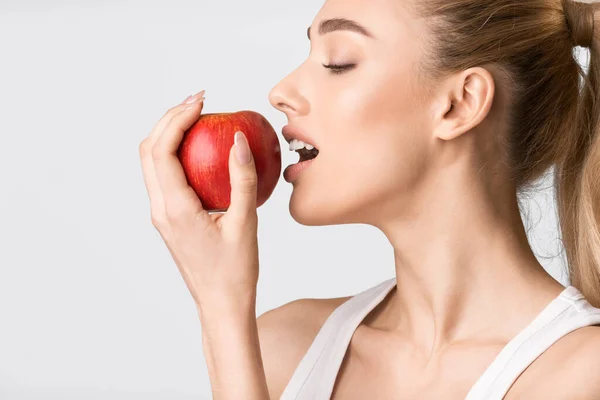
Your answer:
[280,277,397,400]
[465,286,600,400]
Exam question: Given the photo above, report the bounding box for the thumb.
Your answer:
[227,130,258,225]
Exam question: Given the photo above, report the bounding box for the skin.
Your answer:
[263,0,600,397]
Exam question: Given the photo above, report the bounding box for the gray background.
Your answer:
[0,0,588,398]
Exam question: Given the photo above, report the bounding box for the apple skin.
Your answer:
[177,110,282,212]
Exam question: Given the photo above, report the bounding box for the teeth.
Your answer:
[289,138,305,151]
[289,138,316,151]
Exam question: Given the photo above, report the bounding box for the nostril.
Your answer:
[278,103,295,112]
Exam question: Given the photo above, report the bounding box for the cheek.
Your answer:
[330,124,429,206]
[328,69,430,199]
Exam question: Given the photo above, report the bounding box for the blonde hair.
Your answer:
[414,0,600,305]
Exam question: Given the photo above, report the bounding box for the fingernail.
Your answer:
[184,95,200,104]
[183,90,205,104]
[235,131,252,164]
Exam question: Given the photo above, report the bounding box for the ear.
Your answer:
[432,67,495,141]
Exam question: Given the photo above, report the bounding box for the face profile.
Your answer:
[268,0,500,234]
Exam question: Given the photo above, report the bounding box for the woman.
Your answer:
[139,0,600,398]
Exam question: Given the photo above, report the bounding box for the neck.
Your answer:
[373,164,564,356]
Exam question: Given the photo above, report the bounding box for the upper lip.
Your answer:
[282,125,318,149]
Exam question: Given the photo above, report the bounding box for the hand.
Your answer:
[138,91,260,308]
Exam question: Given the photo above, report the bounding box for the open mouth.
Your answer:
[289,138,319,162]
[297,147,319,162]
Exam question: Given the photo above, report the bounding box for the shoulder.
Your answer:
[256,295,352,399]
[556,326,600,398]
[518,325,600,399]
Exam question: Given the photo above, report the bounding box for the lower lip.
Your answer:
[283,158,316,183]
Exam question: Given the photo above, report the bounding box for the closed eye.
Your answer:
[322,63,356,75]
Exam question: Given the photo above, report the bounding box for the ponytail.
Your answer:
[557,1,600,306]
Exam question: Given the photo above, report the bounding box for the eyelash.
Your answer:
[322,63,356,75]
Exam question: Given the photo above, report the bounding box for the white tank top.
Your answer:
[280,277,600,400]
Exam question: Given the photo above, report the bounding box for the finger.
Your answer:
[139,142,167,222]
[224,131,258,228]
[146,91,206,146]
[153,99,206,219]
[139,91,205,223]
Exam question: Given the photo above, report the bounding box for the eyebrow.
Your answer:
[307,18,374,41]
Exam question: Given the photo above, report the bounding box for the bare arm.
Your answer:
[198,291,270,400]
[139,94,273,399]
[198,296,316,400]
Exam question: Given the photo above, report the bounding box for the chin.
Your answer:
[288,184,363,226]
[289,189,327,226]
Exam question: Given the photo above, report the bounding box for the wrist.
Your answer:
[197,287,257,321]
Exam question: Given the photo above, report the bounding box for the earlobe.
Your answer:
[433,67,495,141]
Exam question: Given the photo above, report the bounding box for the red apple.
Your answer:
[177,110,281,212]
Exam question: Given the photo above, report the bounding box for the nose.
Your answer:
[268,71,309,118]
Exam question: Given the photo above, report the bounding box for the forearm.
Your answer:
[198,292,270,400]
